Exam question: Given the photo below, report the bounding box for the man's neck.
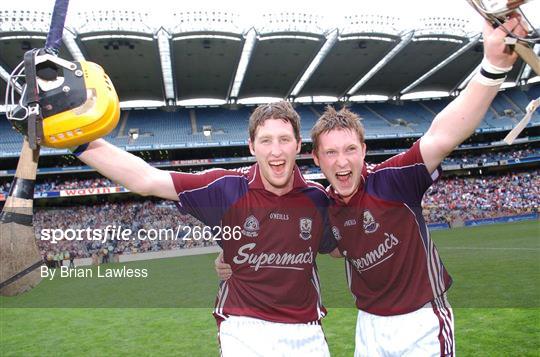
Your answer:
[263,179,294,196]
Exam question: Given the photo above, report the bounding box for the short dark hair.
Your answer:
[249,101,301,143]
[311,106,365,154]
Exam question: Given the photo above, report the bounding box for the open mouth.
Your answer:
[269,160,286,174]
[335,170,352,183]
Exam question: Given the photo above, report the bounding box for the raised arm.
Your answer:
[420,17,528,173]
[76,139,178,201]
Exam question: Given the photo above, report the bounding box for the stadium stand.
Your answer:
[35,201,214,263]
[346,104,402,134]
[527,84,540,98]
[0,115,23,153]
[193,107,251,140]
[1,146,537,195]
[1,86,539,153]
[294,105,319,136]
[422,97,452,116]
[363,102,433,132]
[1,77,538,261]
[423,170,539,224]
[115,108,193,145]
[507,89,529,109]
[1,7,539,357]
[31,169,538,261]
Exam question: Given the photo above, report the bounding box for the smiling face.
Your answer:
[249,118,301,196]
[313,128,365,203]
[310,106,367,204]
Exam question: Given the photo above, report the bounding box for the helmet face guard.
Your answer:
[5,50,120,149]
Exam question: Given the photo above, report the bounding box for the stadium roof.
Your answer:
[1,1,539,107]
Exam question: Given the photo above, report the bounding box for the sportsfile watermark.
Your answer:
[40,224,243,244]
[2,209,534,308]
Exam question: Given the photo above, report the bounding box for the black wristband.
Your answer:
[480,68,507,80]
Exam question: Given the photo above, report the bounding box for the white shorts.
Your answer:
[354,296,454,357]
[218,316,330,357]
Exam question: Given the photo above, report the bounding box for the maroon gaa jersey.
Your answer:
[170,164,336,324]
[329,140,452,316]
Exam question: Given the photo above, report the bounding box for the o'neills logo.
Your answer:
[233,243,314,271]
[269,212,289,221]
[349,233,399,273]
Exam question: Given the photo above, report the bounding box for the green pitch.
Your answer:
[1,221,538,356]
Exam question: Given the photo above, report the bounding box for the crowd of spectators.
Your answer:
[31,169,539,263]
[2,143,536,262]
[423,170,539,224]
[40,177,115,191]
[443,147,538,165]
[0,177,117,194]
[1,147,537,195]
[35,201,214,264]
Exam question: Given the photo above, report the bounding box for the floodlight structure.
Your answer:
[414,16,475,38]
[1,4,536,108]
[257,11,326,35]
[168,10,242,34]
[341,13,403,37]
[71,8,169,106]
[0,9,70,82]
[0,9,51,33]
[74,9,154,34]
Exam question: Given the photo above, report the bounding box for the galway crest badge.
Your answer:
[242,215,259,237]
[363,210,379,234]
[299,218,313,240]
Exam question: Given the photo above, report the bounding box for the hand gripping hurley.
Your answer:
[466,0,540,75]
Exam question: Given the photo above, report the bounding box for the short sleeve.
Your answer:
[365,140,442,206]
[170,169,247,226]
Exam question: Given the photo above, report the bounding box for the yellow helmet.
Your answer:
[5,52,120,149]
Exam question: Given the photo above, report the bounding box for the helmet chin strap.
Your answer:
[4,0,70,150]
[22,49,43,150]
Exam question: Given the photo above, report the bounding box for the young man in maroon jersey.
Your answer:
[308,18,527,356]
[213,17,529,357]
[68,101,336,356]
